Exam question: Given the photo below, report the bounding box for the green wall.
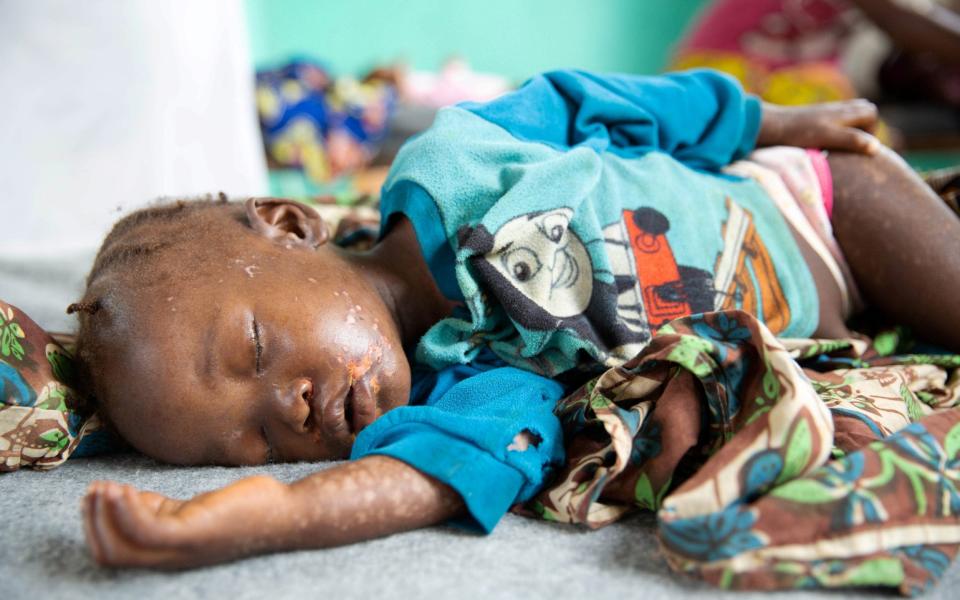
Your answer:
[245,0,708,82]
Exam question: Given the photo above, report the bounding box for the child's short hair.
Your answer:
[67,193,236,414]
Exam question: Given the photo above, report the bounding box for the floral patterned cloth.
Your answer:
[0,301,114,471]
[526,310,960,595]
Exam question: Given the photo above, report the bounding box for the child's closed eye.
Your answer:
[251,316,264,376]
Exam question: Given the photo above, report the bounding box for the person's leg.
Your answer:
[828,147,960,350]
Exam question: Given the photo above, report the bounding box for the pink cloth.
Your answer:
[806,147,834,219]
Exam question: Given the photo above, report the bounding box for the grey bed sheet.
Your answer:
[3,455,959,600]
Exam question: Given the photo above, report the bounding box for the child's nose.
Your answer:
[275,377,313,433]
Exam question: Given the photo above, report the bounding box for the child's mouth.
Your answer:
[343,379,377,435]
[344,386,356,434]
[318,377,377,440]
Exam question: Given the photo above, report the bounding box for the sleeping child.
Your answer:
[70,69,960,568]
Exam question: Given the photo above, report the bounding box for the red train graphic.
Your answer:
[609,202,791,334]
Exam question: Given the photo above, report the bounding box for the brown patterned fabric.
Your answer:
[524,311,960,595]
[0,301,109,471]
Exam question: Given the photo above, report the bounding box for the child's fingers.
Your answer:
[89,482,124,566]
[107,484,183,549]
[99,483,145,565]
[114,488,191,566]
[82,482,106,564]
[844,129,881,155]
[839,100,879,133]
[100,485,187,567]
[818,127,880,155]
[135,489,173,515]
[818,99,878,130]
[84,483,218,569]
[91,483,127,566]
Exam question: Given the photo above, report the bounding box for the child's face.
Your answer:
[97,212,411,466]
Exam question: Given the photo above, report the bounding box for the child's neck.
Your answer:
[350,216,456,348]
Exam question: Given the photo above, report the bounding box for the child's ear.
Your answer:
[245,198,330,249]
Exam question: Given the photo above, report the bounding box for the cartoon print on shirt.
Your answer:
[476,208,594,319]
[459,208,648,363]
[458,200,792,361]
[608,203,791,334]
[606,207,718,333]
[713,197,791,334]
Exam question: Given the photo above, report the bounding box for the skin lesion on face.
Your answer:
[92,202,420,467]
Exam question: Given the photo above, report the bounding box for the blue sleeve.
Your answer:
[461,69,762,171]
[350,365,565,533]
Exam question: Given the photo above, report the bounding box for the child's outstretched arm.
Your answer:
[83,455,464,569]
[848,0,960,68]
[84,365,564,569]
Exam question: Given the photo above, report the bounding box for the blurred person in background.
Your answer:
[673,0,960,113]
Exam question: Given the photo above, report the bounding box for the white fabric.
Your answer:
[0,0,268,331]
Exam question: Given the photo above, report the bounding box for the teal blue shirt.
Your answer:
[382,69,817,377]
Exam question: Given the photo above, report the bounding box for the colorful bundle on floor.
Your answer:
[256,60,395,183]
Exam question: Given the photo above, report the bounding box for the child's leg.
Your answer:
[829,147,960,350]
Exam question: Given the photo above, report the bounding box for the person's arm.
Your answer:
[83,455,463,569]
[464,69,882,170]
[848,0,960,67]
[84,365,565,569]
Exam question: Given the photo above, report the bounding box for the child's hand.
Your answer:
[757,100,881,155]
[82,475,290,569]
